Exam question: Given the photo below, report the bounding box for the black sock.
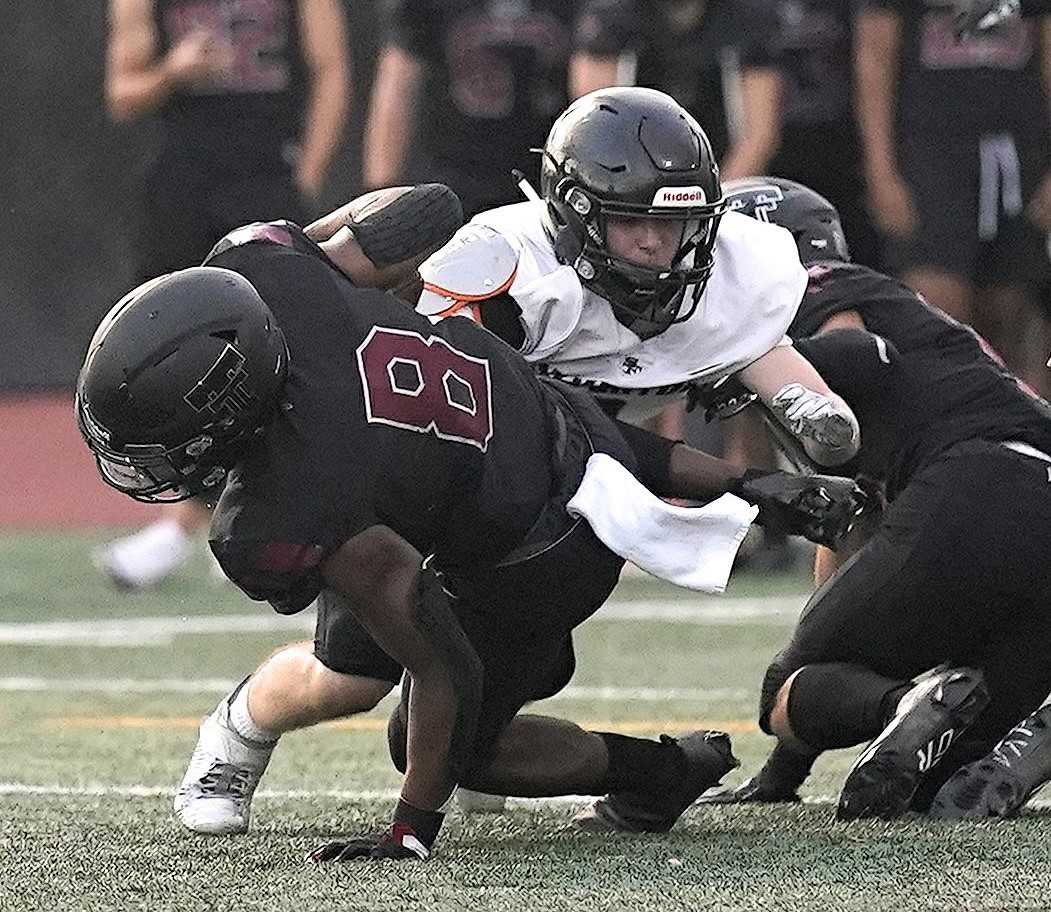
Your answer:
[592,732,684,795]
[756,741,819,793]
[787,662,910,750]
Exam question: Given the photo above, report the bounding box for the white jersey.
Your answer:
[418,201,807,422]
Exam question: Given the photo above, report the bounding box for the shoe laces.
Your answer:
[195,761,257,800]
[991,716,1045,768]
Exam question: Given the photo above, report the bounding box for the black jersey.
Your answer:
[384,0,576,214]
[790,260,1051,498]
[203,222,559,612]
[862,0,1048,141]
[154,0,307,173]
[573,0,779,161]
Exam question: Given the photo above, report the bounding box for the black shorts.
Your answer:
[315,382,634,767]
[136,153,304,279]
[885,130,1051,285]
[767,439,1051,752]
[313,517,625,767]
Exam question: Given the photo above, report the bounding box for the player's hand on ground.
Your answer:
[307,823,432,862]
[731,470,868,549]
[698,776,802,805]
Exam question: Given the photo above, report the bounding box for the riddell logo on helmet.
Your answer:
[652,186,706,207]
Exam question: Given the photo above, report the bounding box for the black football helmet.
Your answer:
[539,87,727,339]
[76,267,288,502]
[721,176,851,264]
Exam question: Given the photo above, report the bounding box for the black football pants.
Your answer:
[761,439,1051,786]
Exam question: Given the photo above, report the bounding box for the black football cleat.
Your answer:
[574,730,739,833]
[697,774,801,805]
[836,667,989,821]
[929,703,1051,819]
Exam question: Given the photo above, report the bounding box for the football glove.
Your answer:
[307,800,443,863]
[698,775,802,805]
[689,375,757,421]
[730,469,868,550]
[769,384,859,455]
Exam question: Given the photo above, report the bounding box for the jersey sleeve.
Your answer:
[794,328,905,409]
[210,536,327,615]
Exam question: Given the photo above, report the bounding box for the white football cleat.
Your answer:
[173,695,275,835]
[93,519,193,589]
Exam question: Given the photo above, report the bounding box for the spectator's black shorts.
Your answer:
[884,130,1051,286]
[137,154,304,279]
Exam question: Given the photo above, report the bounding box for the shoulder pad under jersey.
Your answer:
[205,221,299,262]
[417,225,520,318]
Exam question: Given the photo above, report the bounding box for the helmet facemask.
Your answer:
[547,172,725,340]
[537,88,727,341]
[77,394,271,503]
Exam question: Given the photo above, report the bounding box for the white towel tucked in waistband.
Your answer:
[566,453,759,593]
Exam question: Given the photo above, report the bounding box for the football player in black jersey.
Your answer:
[694,177,1051,821]
[76,184,863,858]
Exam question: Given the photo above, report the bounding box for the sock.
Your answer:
[756,741,819,794]
[787,662,910,750]
[592,732,684,795]
[228,678,279,745]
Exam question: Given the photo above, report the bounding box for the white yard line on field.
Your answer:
[0,781,1047,812]
[0,597,802,646]
[0,676,750,702]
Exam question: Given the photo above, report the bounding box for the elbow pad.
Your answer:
[769,383,860,466]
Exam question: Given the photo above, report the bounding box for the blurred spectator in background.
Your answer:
[362,0,581,218]
[569,0,784,181]
[765,0,882,270]
[854,0,1051,395]
[569,0,795,570]
[97,0,351,589]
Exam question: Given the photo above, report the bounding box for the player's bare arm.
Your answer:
[718,66,784,181]
[293,0,351,198]
[362,46,424,189]
[314,526,482,859]
[854,7,916,237]
[738,344,861,466]
[105,0,232,121]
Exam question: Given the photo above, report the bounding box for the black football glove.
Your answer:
[307,801,443,863]
[688,375,757,421]
[730,469,868,550]
[698,775,802,805]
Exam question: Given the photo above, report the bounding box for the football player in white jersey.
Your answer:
[172,90,864,837]
[418,87,859,463]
